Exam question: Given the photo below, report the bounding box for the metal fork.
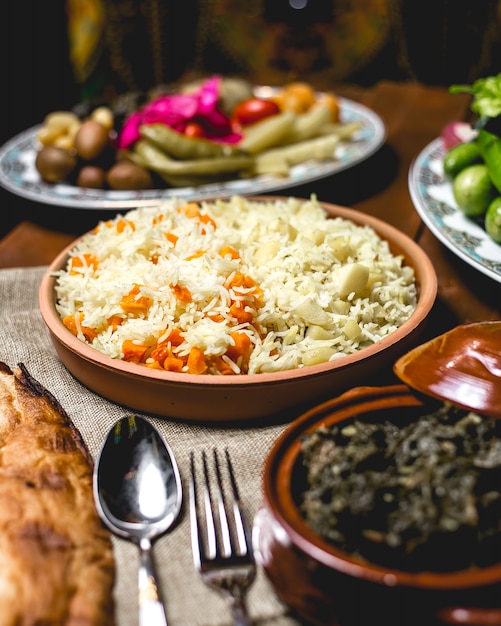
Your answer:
[189,448,256,626]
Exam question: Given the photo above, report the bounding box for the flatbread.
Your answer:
[0,362,115,625]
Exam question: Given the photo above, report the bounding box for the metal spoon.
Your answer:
[93,415,182,626]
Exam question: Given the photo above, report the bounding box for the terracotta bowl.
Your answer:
[254,384,501,626]
[39,198,437,423]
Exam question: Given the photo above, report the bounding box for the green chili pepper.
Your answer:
[139,124,243,160]
[132,139,173,168]
[133,138,254,177]
[476,129,501,193]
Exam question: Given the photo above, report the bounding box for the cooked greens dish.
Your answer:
[300,404,501,572]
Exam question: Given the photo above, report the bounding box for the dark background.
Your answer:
[2,1,77,147]
[2,0,501,237]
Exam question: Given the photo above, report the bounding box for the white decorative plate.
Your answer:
[0,97,385,211]
[409,137,501,283]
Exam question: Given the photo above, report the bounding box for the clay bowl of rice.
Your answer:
[39,195,437,422]
[254,384,501,626]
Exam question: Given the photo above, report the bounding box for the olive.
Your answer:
[74,119,110,161]
[35,146,77,183]
[485,197,501,243]
[106,161,154,190]
[452,164,497,217]
[443,142,482,180]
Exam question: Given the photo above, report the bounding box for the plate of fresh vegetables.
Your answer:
[409,74,501,283]
[0,76,385,210]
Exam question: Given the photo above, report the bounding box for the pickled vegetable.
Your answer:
[233,98,280,126]
[33,77,361,191]
[238,111,296,154]
[140,123,243,160]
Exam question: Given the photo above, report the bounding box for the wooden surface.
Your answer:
[1,80,499,333]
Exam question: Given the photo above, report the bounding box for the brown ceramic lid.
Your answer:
[394,321,501,419]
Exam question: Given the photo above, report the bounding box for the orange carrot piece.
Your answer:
[170,283,192,303]
[212,356,235,375]
[62,315,76,333]
[178,202,200,218]
[197,214,217,231]
[219,245,240,260]
[150,328,185,365]
[107,314,124,332]
[227,272,246,289]
[116,219,135,233]
[165,232,178,246]
[62,313,97,342]
[227,331,252,360]
[177,203,216,231]
[187,346,208,374]
[83,327,97,341]
[185,249,206,261]
[69,253,98,275]
[145,360,164,370]
[150,343,170,364]
[229,303,254,324]
[163,356,185,372]
[120,284,151,314]
[165,328,184,346]
[207,313,225,323]
[228,273,264,308]
[122,339,148,363]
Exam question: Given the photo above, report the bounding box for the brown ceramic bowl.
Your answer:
[254,384,501,626]
[39,197,437,423]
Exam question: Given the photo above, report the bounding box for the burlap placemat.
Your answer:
[0,266,303,626]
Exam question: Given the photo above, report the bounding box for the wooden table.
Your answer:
[1,80,499,626]
[1,80,500,333]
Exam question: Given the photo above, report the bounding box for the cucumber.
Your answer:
[452,164,497,217]
[443,142,482,180]
[485,197,501,243]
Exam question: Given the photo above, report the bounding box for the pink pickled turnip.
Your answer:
[441,121,478,150]
[117,76,242,150]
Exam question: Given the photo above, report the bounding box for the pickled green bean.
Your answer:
[140,124,243,160]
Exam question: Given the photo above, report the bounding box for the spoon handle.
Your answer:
[138,538,168,626]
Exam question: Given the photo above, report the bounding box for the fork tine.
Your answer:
[190,448,254,564]
[202,449,220,559]
[189,448,256,626]
[224,448,251,557]
[189,451,203,568]
[212,448,232,557]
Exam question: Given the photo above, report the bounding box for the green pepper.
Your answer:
[476,129,501,193]
[140,124,243,160]
[132,139,174,168]
[133,138,254,177]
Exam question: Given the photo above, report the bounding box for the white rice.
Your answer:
[53,195,417,375]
